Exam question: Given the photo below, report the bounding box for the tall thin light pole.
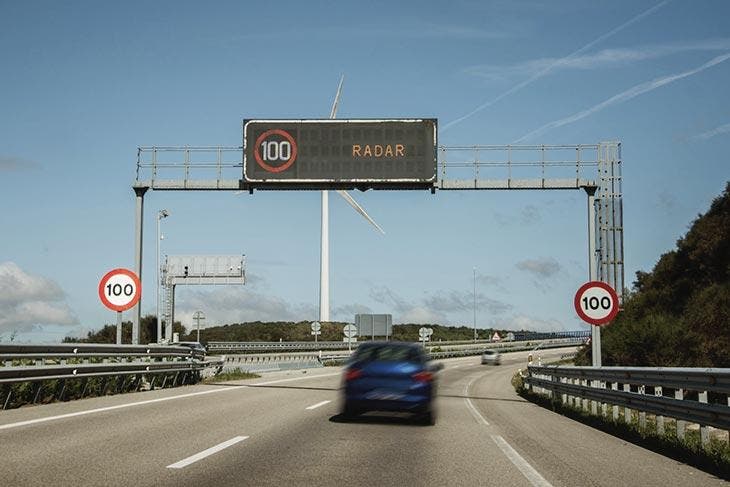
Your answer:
[473,267,477,342]
[157,209,169,344]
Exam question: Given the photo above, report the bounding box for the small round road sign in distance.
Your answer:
[343,324,357,338]
[574,281,619,326]
[98,268,141,312]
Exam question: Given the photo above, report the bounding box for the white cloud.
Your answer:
[174,287,317,329]
[0,262,78,334]
[491,314,571,332]
[369,286,512,324]
[332,303,374,320]
[514,52,730,142]
[515,257,561,278]
[476,273,508,293]
[0,156,40,172]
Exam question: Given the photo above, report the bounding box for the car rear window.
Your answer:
[354,345,423,363]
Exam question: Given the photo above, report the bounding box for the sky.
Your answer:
[1,0,729,342]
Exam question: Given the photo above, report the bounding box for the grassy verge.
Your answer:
[513,371,730,479]
[204,369,260,383]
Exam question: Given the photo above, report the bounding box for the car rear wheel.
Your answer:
[342,402,361,419]
[418,408,436,426]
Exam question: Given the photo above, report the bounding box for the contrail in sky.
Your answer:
[441,0,671,133]
[693,122,730,140]
[513,52,730,143]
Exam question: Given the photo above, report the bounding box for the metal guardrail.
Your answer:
[222,351,327,373]
[207,337,584,354]
[524,365,730,445]
[208,341,361,353]
[0,343,223,408]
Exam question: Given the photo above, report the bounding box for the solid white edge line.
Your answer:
[0,387,235,431]
[0,371,343,432]
[305,400,332,410]
[491,435,553,487]
[167,436,249,469]
[463,375,489,425]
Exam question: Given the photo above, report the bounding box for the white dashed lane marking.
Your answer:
[167,436,249,469]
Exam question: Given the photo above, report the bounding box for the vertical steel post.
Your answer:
[133,187,148,345]
[320,190,330,322]
[116,311,122,345]
[167,284,176,342]
[699,391,709,445]
[157,215,161,343]
[586,186,601,367]
[473,267,477,342]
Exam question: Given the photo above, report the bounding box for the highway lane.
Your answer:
[0,348,725,486]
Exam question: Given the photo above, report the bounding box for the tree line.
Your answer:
[64,317,504,344]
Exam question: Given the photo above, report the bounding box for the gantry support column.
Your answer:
[133,186,149,345]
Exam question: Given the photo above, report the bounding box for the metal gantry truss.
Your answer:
[131,142,623,348]
[160,255,245,343]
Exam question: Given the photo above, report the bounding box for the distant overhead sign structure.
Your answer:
[98,268,141,312]
[356,314,393,339]
[574,281,620,326]
[243,119,437,190]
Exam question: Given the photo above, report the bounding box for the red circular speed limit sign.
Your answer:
[254,129,298,173]
[98,268,141,312]
[574,281,619,326]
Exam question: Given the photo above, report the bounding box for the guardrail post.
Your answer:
[561,377,567,405]
[699,391,709,446]
[591,380,598,415]
[638,386,646,430]
[601,381,607,417]
[3,389,12,410]
[655,386,664,435]
[548,373,554,400]
[623,384,632,425]
[33,383,43,404]
[57,380,67,402]
[675,388,685,440]
[582,379,589,411]
[611,383,619,421]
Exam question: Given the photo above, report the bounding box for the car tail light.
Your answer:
[412,371,433,383]
[345,369,362,381]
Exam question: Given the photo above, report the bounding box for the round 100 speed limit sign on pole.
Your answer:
[574,281,619,326]
[99,268,141,311]
[98,268,141,344]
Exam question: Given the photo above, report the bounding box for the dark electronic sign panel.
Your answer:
[243,119,437,190]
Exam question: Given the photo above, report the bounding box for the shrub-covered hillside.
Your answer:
[577,182,730,367]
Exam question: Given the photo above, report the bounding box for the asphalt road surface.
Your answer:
[0,348,725,486]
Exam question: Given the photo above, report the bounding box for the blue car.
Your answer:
[341,341,443,425]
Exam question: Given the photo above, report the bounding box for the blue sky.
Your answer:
[1,0,729,342]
